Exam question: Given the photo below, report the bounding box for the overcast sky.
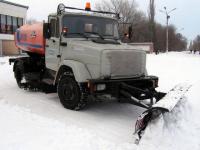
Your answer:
[9,0,200,41]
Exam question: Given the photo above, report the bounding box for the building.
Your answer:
[0,0,28,56]
[128,42,154,53]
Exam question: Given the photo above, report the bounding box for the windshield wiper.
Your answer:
[104,37,120,41]
[102,35,120,41]
[85,32,104,40]
[68,32,88,39]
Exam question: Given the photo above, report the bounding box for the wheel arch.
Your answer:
[54,60,92,84]
[13,60,18,72]
[13,59,24,72]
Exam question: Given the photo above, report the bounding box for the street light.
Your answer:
[160,7,177,53]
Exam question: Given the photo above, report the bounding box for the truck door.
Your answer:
[45,17,60,71]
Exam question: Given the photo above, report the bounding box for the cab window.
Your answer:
[50,18,59,37]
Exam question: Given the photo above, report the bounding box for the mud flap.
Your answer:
[134,84,192,144]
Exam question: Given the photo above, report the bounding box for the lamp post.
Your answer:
[0,41,2,56]
[160,7,176,53]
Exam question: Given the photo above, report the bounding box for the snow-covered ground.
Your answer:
[0,52,200,150]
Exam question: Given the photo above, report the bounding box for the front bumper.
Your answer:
[86,76,159,96]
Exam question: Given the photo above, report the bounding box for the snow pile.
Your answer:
[0,57,137,150]
[0,56,8,65]
[0,100,139,150]
[139,52,200,150]
[147,52,200,92]
[139,83,200,150]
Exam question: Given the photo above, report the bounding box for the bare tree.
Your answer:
[95,0,145,38]
[96,0,138,22]
[192,35,200,52]
[155,23,166,51]
[155,24,187,51]
[95,0,187,49]
[189,41,193,51]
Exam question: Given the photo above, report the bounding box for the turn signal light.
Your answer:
[85,2,91,11]
[62,27,68,33]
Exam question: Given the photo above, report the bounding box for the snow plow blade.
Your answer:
[134,84,192,144]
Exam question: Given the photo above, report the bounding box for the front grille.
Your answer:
[101,50,146,78]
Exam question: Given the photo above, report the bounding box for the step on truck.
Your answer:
[9,3,188,141]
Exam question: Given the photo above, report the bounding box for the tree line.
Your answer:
[189,35,200,53]
[96,0,187,52]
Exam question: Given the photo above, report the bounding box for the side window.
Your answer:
[105,24,113,36]
[50,18,59,38]
[0,15,24,34]
[17,18,23,28]
[13,17,17,33]
[50,19,56,37]
[6,16,12,34]
[0,15,6,33]
[56,19,59,37]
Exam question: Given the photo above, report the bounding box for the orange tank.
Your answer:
[15,23,45,56]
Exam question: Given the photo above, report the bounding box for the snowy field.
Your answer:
[0,52,200,150]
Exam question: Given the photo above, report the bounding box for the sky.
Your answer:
[137,0,200,41]
[8,0,200,41]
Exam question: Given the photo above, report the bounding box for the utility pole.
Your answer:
[0,40,2,56]
[149,0,155,42]
[160,7,176,53]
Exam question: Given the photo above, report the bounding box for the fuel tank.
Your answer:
[15,23,45,56]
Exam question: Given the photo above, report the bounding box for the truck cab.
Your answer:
[46,13,120,78]
[45,12,147,80]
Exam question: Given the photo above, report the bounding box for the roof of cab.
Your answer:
[49,12,117,21]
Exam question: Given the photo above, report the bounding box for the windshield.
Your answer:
[62,15,119,39]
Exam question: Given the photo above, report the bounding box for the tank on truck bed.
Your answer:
[15,23,45,56]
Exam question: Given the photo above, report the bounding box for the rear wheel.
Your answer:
[14,61,25,88]
[57,74,86,110]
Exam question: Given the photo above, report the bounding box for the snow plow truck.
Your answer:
[9,3,191,142]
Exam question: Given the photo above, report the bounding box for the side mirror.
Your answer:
[43,23,51,39]
[62,27,68,37]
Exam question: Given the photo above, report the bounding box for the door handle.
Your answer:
[46,45,49,47]
[57,55,61,58]
[60,42,67,47]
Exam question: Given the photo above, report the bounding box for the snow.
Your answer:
[139,83,200,150]
[0,52,200,150]
[147,52,200,92]
[140,52,200,150]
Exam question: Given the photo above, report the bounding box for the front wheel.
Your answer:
[57,74,86,110]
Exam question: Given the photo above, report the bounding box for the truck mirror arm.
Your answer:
[59,32,68,47]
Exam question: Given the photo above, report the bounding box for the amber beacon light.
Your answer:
[85,2,91,11]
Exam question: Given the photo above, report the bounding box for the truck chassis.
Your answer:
[9,56,166,110]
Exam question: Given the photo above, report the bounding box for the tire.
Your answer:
[14,61,24,88]
[57,74,86,110]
